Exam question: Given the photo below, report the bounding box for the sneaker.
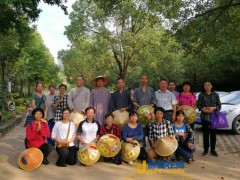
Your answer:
[186,159,193,164]
[211,151,219,157]
[42,158,50,165]
[202,152,208,156]
[128,161,133,165]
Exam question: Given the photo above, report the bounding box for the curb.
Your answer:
[0,112,26,138]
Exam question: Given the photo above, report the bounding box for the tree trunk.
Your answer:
[19,80,24,98]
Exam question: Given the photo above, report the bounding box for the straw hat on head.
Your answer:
[91,76,109,87]
[155,136,178,156]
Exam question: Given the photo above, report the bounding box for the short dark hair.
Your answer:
[59,84,67,90]
[116,77,125,82]
[35,82,44,88]
[77,74,85,80]
[154,107,165,114]
[140,74,148,79]
[201,80,215,93]
[32,108,44,117]
[169,80,176,85]
[62,107,71,114]
[85,107,95,114]
[129,111,138,118]
[105,113,114,119]
[182,81,191,88]
[48,84,56,89]
[176,110,185,117]
[160,79,168,84]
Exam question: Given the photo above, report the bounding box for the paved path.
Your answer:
[0,121,239,180]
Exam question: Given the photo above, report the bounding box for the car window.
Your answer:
[221,93,240,105]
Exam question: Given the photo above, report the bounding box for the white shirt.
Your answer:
[52,121,76,147]
[155,90,177,110]
[77,120,100,145]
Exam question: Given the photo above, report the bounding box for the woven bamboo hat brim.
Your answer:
[155,136,178,156]
[91,76,109,86]
[97,134,121,158]
[18,148,43,171]
[78,142,100,165]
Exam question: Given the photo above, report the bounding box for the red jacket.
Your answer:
[26,121,50,148]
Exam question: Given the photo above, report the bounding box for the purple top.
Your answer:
[90,87,111,126]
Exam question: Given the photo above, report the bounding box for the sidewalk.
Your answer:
[0,121,239,180]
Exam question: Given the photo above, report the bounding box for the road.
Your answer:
[0,121,239,180]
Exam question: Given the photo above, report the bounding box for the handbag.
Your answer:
[57,122,71,148]
[210,111,229,129]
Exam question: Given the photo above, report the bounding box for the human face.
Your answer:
[106,116,113,127]
[117,79,125,90]
[86,109,95,120]
[168,82,176,92]
[36,83,43,93]
[96,78,104,87]
[204,82,213,92]
[140,75,148,86]
[59,86,66,95]
[129,114,138,123]
[160,80,168,91]
[176,114,184,123]
[183,84,191,93]
[204,81,212,92]
[76,77,84,87]
[62,110,70,121]
[155,111,164,121]
[34,111,43,121]
[49,87,55,95]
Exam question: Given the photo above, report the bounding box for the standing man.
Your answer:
[168,80,179,97]
[53,84,69,122]
[110,77,132,113]
[68,75,90,115]
[155,79,178,122]
[90,76,111,126]
[132,74,156,147]
[46,85,56,146]
[133,74,156,108]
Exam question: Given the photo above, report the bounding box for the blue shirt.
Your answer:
[122,123,143,142]
[173,123,187,141]
[110,90,132,112]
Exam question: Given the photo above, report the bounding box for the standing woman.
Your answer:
[31,82,48,119]
[176,81,197,130]
[197,81,221,156]
[26,108,52,165]
[53,84,69,122]
[122,112,147,164]
[52,108,76,167]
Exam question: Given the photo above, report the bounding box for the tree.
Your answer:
[65,0,162,80]
[0,0,68,33]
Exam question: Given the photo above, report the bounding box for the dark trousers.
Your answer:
[176,143,196,160]
[56,146,76,167]
[202,120,217,152]
[114,151,122,163]
[189,122,195,131]
[143,126,149,147]
[27,143,52,158]
[104,151,122,163]
[164,111,173,122]
[47,119,55,146]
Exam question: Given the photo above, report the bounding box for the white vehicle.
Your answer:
[196,92,240,134]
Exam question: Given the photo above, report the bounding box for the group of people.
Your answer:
[25,74,221,167]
